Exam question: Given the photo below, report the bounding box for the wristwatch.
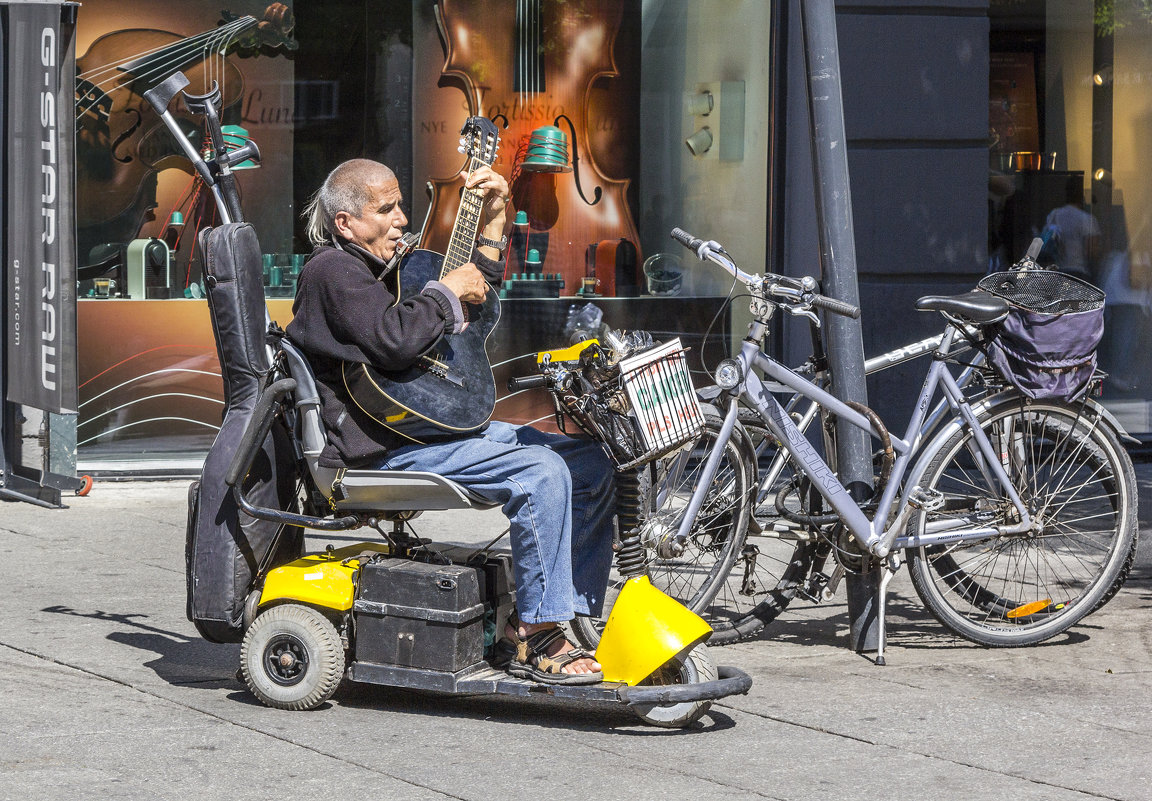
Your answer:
[476,233,508,254]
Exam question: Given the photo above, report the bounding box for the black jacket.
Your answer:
[285,240,504,467]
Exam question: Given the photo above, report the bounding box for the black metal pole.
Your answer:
[799,0,879,651]
[766,0,789,279]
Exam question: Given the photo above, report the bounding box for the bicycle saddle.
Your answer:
[915,290,1009,324]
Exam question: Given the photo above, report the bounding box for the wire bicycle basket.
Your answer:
[977,269,1104,315]
[976,269,1105,401]
[557,339,705,471]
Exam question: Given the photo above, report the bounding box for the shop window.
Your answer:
[990,0,1152,437]
[74,0,770,465]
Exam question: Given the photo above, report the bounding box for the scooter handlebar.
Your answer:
[508,374,548,392]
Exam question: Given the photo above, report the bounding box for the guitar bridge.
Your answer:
[418,353,465,388]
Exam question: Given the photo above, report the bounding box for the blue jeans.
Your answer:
[379,422,616,624]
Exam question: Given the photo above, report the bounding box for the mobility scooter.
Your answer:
[145,71,751,728]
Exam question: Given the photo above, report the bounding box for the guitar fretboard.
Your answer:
[442,156,488,279]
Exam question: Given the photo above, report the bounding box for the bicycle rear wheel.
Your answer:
[906,398,1138,647]
[571,405,754,649]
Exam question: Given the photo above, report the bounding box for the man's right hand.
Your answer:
[439,263,489,304]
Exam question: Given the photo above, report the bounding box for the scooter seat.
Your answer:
[311,466,497,512]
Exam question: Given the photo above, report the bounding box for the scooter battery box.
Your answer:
[354,559,485,672]
[425,549,517,657]
[425,547,516,605]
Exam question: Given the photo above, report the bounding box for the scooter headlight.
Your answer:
[713,358,742,390]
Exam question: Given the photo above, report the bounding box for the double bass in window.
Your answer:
[419,0,643,297]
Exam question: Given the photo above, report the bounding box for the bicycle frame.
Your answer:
[751,329,983,510]
[677,321,1033,562]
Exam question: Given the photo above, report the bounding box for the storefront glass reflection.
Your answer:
[990,0,1152,439]
[73,0,760,466]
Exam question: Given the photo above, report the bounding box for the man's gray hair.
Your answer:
[304,159,396,246]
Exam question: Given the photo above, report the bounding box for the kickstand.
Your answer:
[874,554,901,666]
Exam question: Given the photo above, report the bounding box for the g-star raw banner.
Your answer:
[5,1,77,414]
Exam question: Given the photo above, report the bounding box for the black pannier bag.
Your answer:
[977,269,1105,402]
[186,223,303,643]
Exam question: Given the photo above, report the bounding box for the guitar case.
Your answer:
[185,222,303,643]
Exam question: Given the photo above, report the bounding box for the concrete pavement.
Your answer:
[1,464,1150,801]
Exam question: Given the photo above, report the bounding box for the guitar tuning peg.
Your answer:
[457,145,466,154]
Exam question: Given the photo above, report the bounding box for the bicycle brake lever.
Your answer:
[785,304,821,328]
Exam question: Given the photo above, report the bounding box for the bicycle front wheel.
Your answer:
[695,410,819,645]
[906,398,1138,647]
[571,405,754,649]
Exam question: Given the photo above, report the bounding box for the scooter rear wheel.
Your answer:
[241,604,345,710]
[629,647,718,728]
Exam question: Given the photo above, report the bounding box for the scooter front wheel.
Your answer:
[628,647,718,728]
[240,603,345,710]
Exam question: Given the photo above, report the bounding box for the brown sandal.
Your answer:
[503,624,603,686]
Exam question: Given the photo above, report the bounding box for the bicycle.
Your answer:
[693,326,983,644]
[551,281,996,648]
[648,227,1137,662]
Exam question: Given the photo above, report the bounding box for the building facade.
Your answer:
[70,0,1152,469]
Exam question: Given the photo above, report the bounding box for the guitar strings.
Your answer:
[76,34,239,120]
[75,22,245,119]
[520,0,525,108]
[75,17,252,118]
[532,0,540,97]
[444,153,489,279]
[206,19,248,93]
[75,16,251,88]
[205,25,229,95]
[517,0,542,108]
[76,16,250,84]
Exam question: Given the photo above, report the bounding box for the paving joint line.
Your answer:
[0,640,469,801]
[716,701,1126,800]
[578,738,787,800]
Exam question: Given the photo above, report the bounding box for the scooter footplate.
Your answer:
[348,659,627,701]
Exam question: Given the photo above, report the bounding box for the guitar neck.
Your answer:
[442,156,487,278]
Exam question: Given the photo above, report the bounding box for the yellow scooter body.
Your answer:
[594,576,712,685]
[259,543,389,611]
[260,543,709,687]
[537,338,599,364]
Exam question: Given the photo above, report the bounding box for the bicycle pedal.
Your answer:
[908,486,945,512]
[798,571,830,604]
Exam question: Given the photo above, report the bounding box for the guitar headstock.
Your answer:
[457,117,501,167]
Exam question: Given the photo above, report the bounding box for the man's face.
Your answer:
[339,176,408,261]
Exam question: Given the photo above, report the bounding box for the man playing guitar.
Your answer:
[285,158,613,684]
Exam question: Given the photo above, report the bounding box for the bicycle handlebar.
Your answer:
[670,227,761,286]
[807,292,862,319]
[669,226,707,254]
[670,227,861,320]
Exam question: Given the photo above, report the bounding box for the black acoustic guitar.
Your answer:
[342,117,503,444]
